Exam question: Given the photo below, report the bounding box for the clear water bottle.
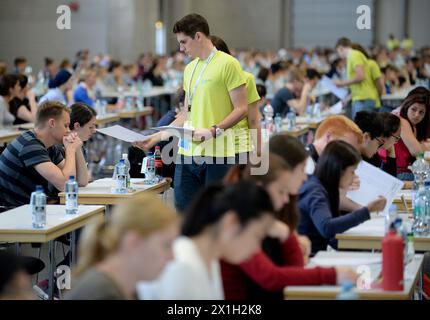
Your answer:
[114,159,128,194]
[410,152,429,202]
[122,153,131,189]
[274,113,282,133]
[385,204,398,235]
[263,103,274,134]
[286,111,296,130]
[412,185,429,236]
[336,281,359,300]
[30,186,46,229]
[144,152,156,184]
[313,102,322,119]
[65,176,78,215]
[406,232,415,264]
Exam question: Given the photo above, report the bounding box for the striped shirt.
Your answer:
[0,130,64,207]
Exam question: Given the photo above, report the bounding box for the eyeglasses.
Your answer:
[391,134,401,142]
[375,137,385,149]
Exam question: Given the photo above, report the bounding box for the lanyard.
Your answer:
[187,47,217,110]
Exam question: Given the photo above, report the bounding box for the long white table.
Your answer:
[100,86,177,99]
[336,212,430,252]
[284,251,424,300]
[0,205,105,299]
[58,178,171,206]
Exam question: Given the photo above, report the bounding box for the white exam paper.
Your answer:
[346,161,404,214]
[321,75,349,100]
[328,101,343,115]
[97,125,149,143]
[151,125,194,137]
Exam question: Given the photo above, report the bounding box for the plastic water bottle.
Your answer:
[65,176,78,215]
[122,153,131,189]
[336,281,359,300]
[410,152,429,203]
[274,114,282,133]
[286,111,296,130]
[385,204,398,235]
[313,102,322,119]
[30,186,46,229]
[412,185,429,236]
[406,232,415,264]
[263,103,274,134]
[114,159,128,193]
[144,152,156,184]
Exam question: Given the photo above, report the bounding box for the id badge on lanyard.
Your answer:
[180,47,217,153]
[179,117,193,152]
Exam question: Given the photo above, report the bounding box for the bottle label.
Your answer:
[65,193,78,210]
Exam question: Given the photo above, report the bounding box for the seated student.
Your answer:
[69,103,97,183]
[298,141,387,254]
[39,69,73,106]
[137,181,275,300]
[122,64,138,87]
[0,252,36,300]
[306,115,363,174]
[0,74,19,128]
[354,111,386,160]
[221,150,357,300]
[103,60,126,90]
[73,69,98,107]
[388,87,430,180]
[368,112,401,177]
[66,194,178,300]
[271,68,320,117]
[9,74,38,125]
[0,101,87,207]
[13,57,27,75]
[142,58,167,87]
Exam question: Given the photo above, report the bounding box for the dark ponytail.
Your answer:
[182,181,274,237]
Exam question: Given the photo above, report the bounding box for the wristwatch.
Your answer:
[211,125,223,138]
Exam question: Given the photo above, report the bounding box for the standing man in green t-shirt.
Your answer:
[334,37,377,120]
[134,14,248,211]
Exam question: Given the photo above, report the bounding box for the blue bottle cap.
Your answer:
[36,185,43,192]
[69,175,75,180]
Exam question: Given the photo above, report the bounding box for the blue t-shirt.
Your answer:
[271,87,295,116]
[73,85,94,107]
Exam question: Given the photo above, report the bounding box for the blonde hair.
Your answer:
[75,193,177,276]
[315,115,363,144]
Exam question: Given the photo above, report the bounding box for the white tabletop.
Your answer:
[381,86,416,101]
[0,205,104,243]
[336,212,430,251]
[58,178,171,205]
[73,178,164,195]
[100,86,177,99]
[284,251,424,299]
[0,205,104,232]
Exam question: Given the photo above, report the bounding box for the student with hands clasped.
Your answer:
[0,101,87,207]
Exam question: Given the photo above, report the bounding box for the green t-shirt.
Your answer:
[233,71,260,154]
[347,49,377,102]
[181,50,245,157]
[368,59,382,108]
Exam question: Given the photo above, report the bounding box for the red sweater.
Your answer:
[221,233,337,300]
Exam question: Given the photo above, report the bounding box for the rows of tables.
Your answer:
[0,178,171,299]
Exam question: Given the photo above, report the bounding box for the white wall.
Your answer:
[0,0,428,72]
[0,0,108,70]
[408,0,430,49]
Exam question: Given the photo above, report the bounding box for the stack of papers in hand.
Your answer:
[97,125,149,143]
